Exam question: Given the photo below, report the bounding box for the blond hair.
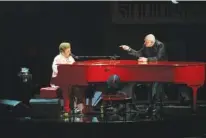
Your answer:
[59,42,71,53]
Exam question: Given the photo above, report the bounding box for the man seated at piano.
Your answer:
[51,42,83,114]
[120,34,168,112]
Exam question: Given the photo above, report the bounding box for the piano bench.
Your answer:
[101,94,132,114]
[102,95,131,101]
[40,86,62,99]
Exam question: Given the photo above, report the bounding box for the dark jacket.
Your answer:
[128,40,167,61]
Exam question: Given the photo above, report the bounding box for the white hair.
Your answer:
[145,34,156,43]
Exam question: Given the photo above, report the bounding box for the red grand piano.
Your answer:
[54,60,205,112]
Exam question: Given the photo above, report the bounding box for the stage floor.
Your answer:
[1,102,206,137]
[0,107,206,138]
[1,114,206,138]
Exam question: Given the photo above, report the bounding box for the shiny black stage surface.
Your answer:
[1,98,206,137]
[1,113,206,138]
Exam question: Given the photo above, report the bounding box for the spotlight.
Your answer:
[18,67,32,83]
[17,67,33,105]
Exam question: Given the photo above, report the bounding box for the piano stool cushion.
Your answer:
[40,86,61,98]
[102,94,131,101]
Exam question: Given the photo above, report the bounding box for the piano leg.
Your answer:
[189,85,199,113]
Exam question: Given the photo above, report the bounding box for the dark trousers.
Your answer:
[121,82,165,104]
[70,86,85,109]
[149,82,165,104]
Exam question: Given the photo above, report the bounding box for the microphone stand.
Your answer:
[72,54,120,60]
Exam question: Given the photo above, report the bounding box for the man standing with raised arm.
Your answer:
[120,34,168,113]
[120,34,167,62]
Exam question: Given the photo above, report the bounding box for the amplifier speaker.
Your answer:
[0,99,30,119]
[29,99,61,119]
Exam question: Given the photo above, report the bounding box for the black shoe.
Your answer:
[145,105,158,117]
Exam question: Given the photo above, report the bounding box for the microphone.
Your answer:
[111,54,119,60]
[71,53,79,59]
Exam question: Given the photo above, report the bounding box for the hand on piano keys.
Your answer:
[138,61,148,64]
[138,57,148,62]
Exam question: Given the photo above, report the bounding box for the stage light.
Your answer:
[17,67,33,105]
[18,67,32,83]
